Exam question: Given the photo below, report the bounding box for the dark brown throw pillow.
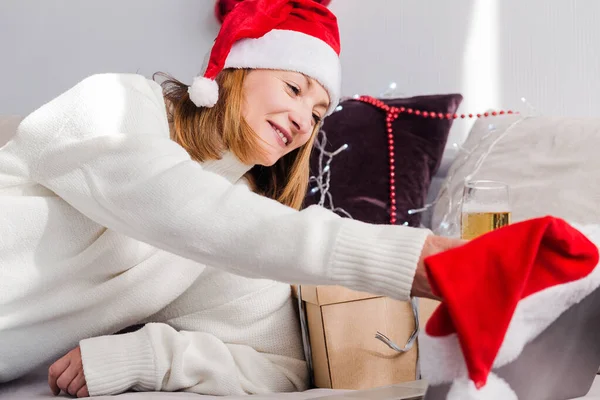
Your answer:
[304,94,462,227]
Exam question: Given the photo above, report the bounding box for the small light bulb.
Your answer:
[335,105,343,112]
[389,82,397,90]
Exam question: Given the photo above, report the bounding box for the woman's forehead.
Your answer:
[251,69,330,106]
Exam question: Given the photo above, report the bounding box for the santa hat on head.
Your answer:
[214,0,332,23]
[419,216,600,399]
[190,0,341,115]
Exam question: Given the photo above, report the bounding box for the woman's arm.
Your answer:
[77,323,308,396]
[8,73,431,300]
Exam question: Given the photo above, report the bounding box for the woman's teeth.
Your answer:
[275,127,288,145]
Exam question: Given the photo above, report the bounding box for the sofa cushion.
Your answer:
[431,114,600,236]
[304,94,462,227]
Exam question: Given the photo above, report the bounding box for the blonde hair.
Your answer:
[156,69,319,210]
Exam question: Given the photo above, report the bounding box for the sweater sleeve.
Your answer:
[10,73,430,300]
[79,323,309,396]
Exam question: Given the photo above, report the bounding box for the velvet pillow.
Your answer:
[304,94,462,227]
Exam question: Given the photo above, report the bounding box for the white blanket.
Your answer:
[1,365,598,399]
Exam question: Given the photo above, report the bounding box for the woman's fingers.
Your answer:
[56,364,78,394]
[48,356,70,396]
[76,384,90,398]
[67,371,86,396]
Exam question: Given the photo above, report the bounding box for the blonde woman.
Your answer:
[0,0,464,397]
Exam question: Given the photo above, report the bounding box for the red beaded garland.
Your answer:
[355,95,518,224]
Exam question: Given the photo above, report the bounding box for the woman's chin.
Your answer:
[257,159,277,167]
[258,154,281,167]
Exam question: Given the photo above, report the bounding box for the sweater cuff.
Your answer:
[79,329,157,396]
[330,220,431,301]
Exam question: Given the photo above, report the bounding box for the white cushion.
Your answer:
[431,114,600,237]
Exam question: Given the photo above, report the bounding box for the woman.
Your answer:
[0,0,464,397]
[46,68,332,398]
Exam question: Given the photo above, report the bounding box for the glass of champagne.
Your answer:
[461,180,511,240]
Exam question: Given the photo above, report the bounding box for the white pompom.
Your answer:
[188,76,219,107]
[447,373,518,400]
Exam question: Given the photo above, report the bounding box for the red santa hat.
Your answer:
[189,0,342,115]
[420,216,600,399]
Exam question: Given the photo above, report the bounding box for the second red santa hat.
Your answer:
[420,216,600,399]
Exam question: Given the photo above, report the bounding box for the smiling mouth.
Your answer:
[269,122,291,146]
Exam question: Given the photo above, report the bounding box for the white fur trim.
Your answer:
[188,76,219,107]
[223,29,341,115]
[447,373,518,400]
[420,223,600,386]
[419,332,469,383]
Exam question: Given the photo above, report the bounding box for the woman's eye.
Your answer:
[287,83,300,95]
[313,114,322,124]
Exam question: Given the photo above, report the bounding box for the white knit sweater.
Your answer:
[0,73,430,394]
[81,266,310,396]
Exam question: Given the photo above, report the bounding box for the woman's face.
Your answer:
[241,69,330,166]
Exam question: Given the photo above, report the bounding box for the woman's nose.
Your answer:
[289,110,312,136]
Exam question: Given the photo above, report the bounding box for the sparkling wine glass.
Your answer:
[461,180,511,240]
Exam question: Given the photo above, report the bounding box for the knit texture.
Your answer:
[80,278,309,395]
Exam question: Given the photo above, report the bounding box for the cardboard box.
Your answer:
[297,285,439,390]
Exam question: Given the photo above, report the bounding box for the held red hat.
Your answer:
[420,216,600,399]
[190,0,342,115]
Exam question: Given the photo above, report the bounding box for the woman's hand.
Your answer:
[48,346,89,398]
[411,235,467,300]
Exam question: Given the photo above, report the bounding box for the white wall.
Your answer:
[2,0,600,148]
[0,0,218,114]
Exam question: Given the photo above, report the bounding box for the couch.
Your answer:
[1,115,599,399]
